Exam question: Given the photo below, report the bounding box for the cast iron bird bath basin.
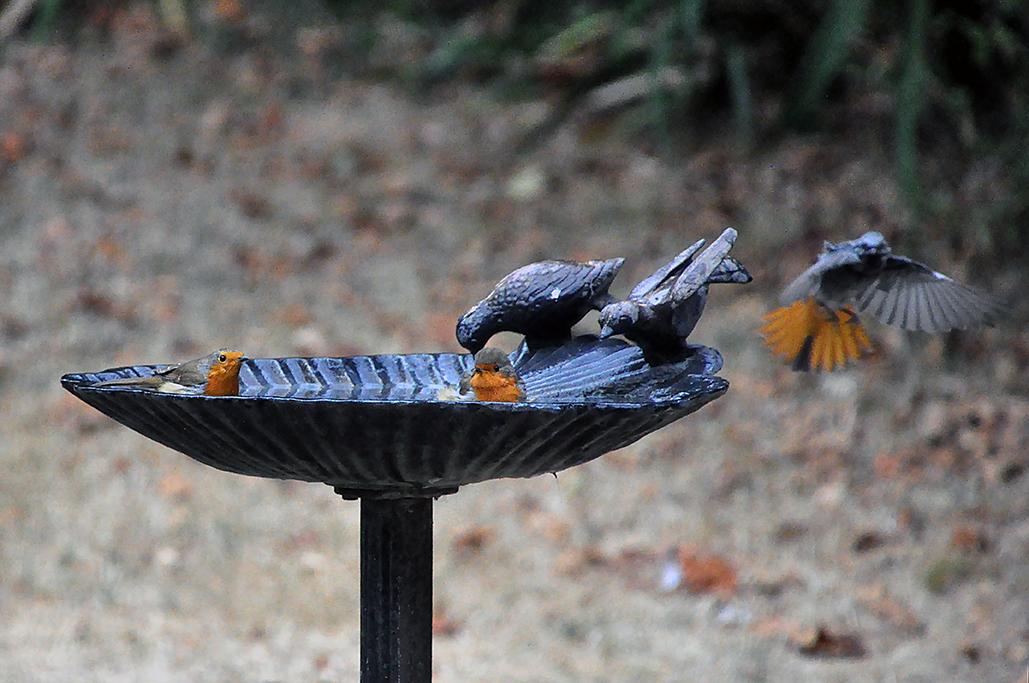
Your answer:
[61,337,727,681]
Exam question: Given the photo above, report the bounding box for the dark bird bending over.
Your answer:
[762,231,1003,371]
[598,228,750,360]
[456,257,625,354]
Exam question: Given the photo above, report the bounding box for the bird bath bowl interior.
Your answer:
[61,337,726,498]
[60,336,728,681]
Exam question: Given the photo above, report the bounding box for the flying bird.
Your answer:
[91,349,247,396]
[456,257,624,354]
[761,231,1002,371]
[598,228,751,360]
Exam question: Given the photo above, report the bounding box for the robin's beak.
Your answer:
[598,325,615,339]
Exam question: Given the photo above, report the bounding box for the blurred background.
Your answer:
[1,0,1027,680]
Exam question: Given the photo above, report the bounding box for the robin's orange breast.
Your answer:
[469,369,524,403]
[205,362,243,396]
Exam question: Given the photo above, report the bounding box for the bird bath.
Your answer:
[61,337,727,681]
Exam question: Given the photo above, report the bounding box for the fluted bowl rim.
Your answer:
[58,343,728,497]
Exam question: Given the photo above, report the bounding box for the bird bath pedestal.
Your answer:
[61,338,727,681]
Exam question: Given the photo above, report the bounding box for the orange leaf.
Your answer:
[451,525,495,554]
[157,472,193,501]
[677,548,738,597]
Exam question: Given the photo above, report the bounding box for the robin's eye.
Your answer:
[492,365,500,371]
[218,354,227,363]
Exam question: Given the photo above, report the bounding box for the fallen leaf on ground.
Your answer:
[950,525,990,553]
[852,531,888,553]
[678,547,738,597]
[749,616,803,639]
[277,530,322,554]
[2,132,28,163]
[93,234,128,266]
[214,0,247,23]
[959,642,981,663]
[271,305,314,328]
[526,511,570,543]
[74,289,138,323]
[229,189,272,219]
[794,626,867,658]
[554,546,606,576]
[752,571,805,597]
[432,611,460,637]
[856,584,924,634]
[157,472,193,501]
[0,506,26,526]
[451,525,495,554]
[775,521,806,542]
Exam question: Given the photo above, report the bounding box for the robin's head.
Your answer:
[456,306,492,354]
[827,231,890,257]
[852,231,890,256]
[205,349,246,396]
[598,301,642,339]
[472,347,512,373]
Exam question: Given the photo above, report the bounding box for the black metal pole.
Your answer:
[360,497,433,683]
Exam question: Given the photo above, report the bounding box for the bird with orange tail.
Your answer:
[92,349,247,396]
[761,232,1003,372]
[457,347,524,403]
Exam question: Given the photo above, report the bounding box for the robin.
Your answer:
[92,349,247,396]
[761,231,1003,371]
[458,347,524,402]
[598,228,750,360]
[456,257,624,354]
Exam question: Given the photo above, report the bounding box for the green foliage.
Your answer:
[19,0,1027,222]
[782,0,870,128]
[335,0,1024,228]
[31,0,64,41]
[726,43,752,150]
[924,555,974,594]
[539,10,613,61]
[896,0,930,211]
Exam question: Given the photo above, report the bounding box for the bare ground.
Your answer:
[0,4,1027,682]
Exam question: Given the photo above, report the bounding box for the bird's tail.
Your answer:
[760,298,872,372]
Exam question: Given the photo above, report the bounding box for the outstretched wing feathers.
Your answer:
[846,255,1000,332]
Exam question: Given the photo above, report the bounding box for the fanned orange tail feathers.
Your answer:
[761,298,872,371]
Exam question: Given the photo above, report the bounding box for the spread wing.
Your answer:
[628,238,706,301]
[780,248,863,304]
[669,228,737,306]
[845,255,1002,331]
